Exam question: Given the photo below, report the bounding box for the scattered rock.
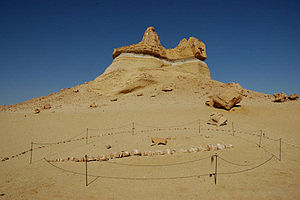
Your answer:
[121,151,130,157]
[89,103,97,108]
[211,88,242,110]
[131,149,142,156]
[105,144,112,149]
[162,84,174,92]
[137,92,143,96]
[216,144,225,150]
[98,155,109,161]
[73,89,79,93]
[151,137,168,146]
[110,97,118,102]
[288,93,299,100]
[205,98,214,107]
[150,94,156,97]
[273,92,287,102]
[1,157,9,162]
[208,112,227,126]
[34,108,40,114]
[43,103,51,109]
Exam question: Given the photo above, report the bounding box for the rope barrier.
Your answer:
[281,141,300,149]
[98,155,212,167]
[218,155,262,167]
[218,155,274,175]
[135,119,200,129]
[88,123,132,131]
[44,154,275,180]
[44,158,210,180]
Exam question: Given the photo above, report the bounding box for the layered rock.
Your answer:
[90,27,211,96]
[112,27,207,61]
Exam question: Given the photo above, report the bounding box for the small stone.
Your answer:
[105,144,112,149]
[34,109,40,114]
[137,92,143,96]
[43,103,51,109]
[162,84,174,92]
[205,99,214,107]
[110,97,118,102]
[73,89,79,93]
[89,103,97,108]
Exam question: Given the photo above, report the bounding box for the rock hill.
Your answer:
[0,27,271,112]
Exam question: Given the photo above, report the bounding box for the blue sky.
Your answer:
[0,0,299,105]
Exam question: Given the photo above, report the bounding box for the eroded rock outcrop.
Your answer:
[273,92,287,102]
[288,94,299,100]
[90,27,211,96]
[112,27,207,61]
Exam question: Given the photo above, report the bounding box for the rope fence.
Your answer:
[43,153,275,186]
[1,118,299,165]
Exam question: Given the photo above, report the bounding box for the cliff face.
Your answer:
[112,27,207,61]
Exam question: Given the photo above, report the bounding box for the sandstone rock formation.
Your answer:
[209,87,242,110]
[273,92,287,102]
[90,27,211,96]
[112,27,207,61]
[288,93,299,100]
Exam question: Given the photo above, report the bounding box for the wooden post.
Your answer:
[30,142,33,164]
[86,128,88,144]
[198,119,201,134]
[279,138,282,161]
[232,122,235,136]
[214,153,218,185]
[132,122,135,135]
[85,155,88,186]
[258,130,262,147]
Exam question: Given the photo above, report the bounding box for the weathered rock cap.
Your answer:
[112,26,207,61]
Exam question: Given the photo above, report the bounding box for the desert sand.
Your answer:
[0,27,299,200]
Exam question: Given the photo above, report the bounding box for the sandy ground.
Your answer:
[0,94,300,200]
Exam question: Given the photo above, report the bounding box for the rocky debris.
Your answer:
[205,99,214,107]
[43,103,51,109]
[110,97,118,102]
[112,27,207,61]
[273,92,287,102]
[89,103,97,108]
[151,137,168,146]
[137,92,143,96]
[34,108,40,114]
[208,112,227,126]
[73,89,79,93]
[47,144,234,163]
[209,88,242,110]
[1,157,9,162]
[105,144,112,149]
[121,151,130,157]
[131,149,142,156]
[162,84,174,92]
[288,93,299,100]
[47,144,233,163]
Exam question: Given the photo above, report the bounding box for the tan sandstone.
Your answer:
[112,27,207,61]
